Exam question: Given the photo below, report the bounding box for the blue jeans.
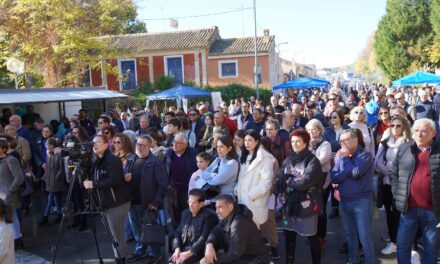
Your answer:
[396,208,440,264]
[127,204,161,256]
[340,198,375,264]
[12,209,22,239]
[44,192,62,217]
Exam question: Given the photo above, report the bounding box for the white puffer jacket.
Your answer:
[235,148,275,228]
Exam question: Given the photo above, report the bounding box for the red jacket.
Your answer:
[223,117,237,136]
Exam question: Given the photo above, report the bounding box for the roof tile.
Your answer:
[208,36,274,56]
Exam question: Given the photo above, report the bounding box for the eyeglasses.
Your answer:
[189,113,197,116]
[354,111,364,115]
[114,141,122,144]
[136,143,149,148]
[330,115,339,119]
[390,124,402,128]
[379,112,389,115]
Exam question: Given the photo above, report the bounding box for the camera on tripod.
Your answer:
[61,140,94,161]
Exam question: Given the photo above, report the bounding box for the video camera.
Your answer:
[61,140,94,160]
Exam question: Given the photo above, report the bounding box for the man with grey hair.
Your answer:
[415,89,436,121]
[391,118,440,264]
[164,132,198,228]
[9,115,34,149]
[5,125,31,168]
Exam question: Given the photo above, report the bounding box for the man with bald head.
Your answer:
[391,118,440,264]
[164,133,198,227]
[278,110,296,141]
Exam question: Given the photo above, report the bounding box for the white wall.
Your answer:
[64,101,82,119]
[33,103,60,122]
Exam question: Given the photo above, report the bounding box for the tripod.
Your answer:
[51,160,121,264]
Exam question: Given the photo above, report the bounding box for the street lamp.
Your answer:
[253,0,259,99]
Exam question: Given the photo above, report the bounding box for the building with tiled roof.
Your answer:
[89,27,281,91]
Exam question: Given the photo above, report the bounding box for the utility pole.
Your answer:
[253,0,259,99]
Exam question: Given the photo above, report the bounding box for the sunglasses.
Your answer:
[189,113,197,116]
[114,141,122,144]
[328,98,336,101]
[103,131,110,135]
[362,97,368,100]
[379,112,389,115]
[330,115,339,119]
[354,111,364,115]
[390,124,402,128]
[395,97,403,100]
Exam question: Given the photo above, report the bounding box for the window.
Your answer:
[165,56,184,84]
[119,59,137,91]
[219,61,238,78]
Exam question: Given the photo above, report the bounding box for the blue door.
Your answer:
[166,57,183,84]
[120,60,136,90]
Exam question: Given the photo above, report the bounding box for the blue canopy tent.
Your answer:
[146,85,211,100]
[392,71,440,87]
[146,85,211,110]
[273,77,330,90]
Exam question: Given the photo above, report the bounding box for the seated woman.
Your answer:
[170,189,218,264]
[202,135,239,200]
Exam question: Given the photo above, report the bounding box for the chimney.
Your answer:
[263,29,270,43]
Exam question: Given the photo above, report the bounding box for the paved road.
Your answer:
[18,200,401,264]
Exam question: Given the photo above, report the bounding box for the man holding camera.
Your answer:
[124,135,168,263]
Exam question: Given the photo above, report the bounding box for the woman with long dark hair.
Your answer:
[275,129,323,264]
[202,135,239,198]
[373,106,391,147]
[236,129,278,259]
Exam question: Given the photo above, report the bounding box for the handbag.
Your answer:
[140,209,167,245]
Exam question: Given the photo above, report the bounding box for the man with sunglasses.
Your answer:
[124,135,168,263]
[395,92,416,121]
[324,93,342,117]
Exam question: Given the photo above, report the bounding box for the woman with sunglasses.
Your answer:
[114,133,135,169]
[348,106,375,157]
[374,116,411,255]
[102,126,117,152]
[373,106,391,147]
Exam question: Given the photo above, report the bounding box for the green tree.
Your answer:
[428,0,440,64]
[374,0,434,80]
[0,0,146,87]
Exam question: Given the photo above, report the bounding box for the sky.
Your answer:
[136,0,386,69]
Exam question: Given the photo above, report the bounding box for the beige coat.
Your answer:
[16,136,31,168]
[236,148,275,228]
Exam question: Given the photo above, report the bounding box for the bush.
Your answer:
[154,75,175,92]
[203,83,272,105]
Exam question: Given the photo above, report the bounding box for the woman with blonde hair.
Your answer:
[374,115,411,255]
[348,106,375,157]
[305,119,332,248]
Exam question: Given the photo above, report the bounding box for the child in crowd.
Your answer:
[188,152,213,201]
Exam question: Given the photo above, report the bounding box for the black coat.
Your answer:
[125,153,168,210]
[391,141,440,217]
[206,204,268,264]
[172,207,218,258]
[91,149,131,209]
[275,149,323,218]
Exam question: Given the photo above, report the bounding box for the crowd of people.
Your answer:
[0,83,439,264]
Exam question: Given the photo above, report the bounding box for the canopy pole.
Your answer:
[253,0,259,100]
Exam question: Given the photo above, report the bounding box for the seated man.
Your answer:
[170,189,218,264]
[200,195,268,264]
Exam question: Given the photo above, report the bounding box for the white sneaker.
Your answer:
[381,242,397,255]
[411,250,421,264]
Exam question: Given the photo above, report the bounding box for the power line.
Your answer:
[139,7,253,21]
